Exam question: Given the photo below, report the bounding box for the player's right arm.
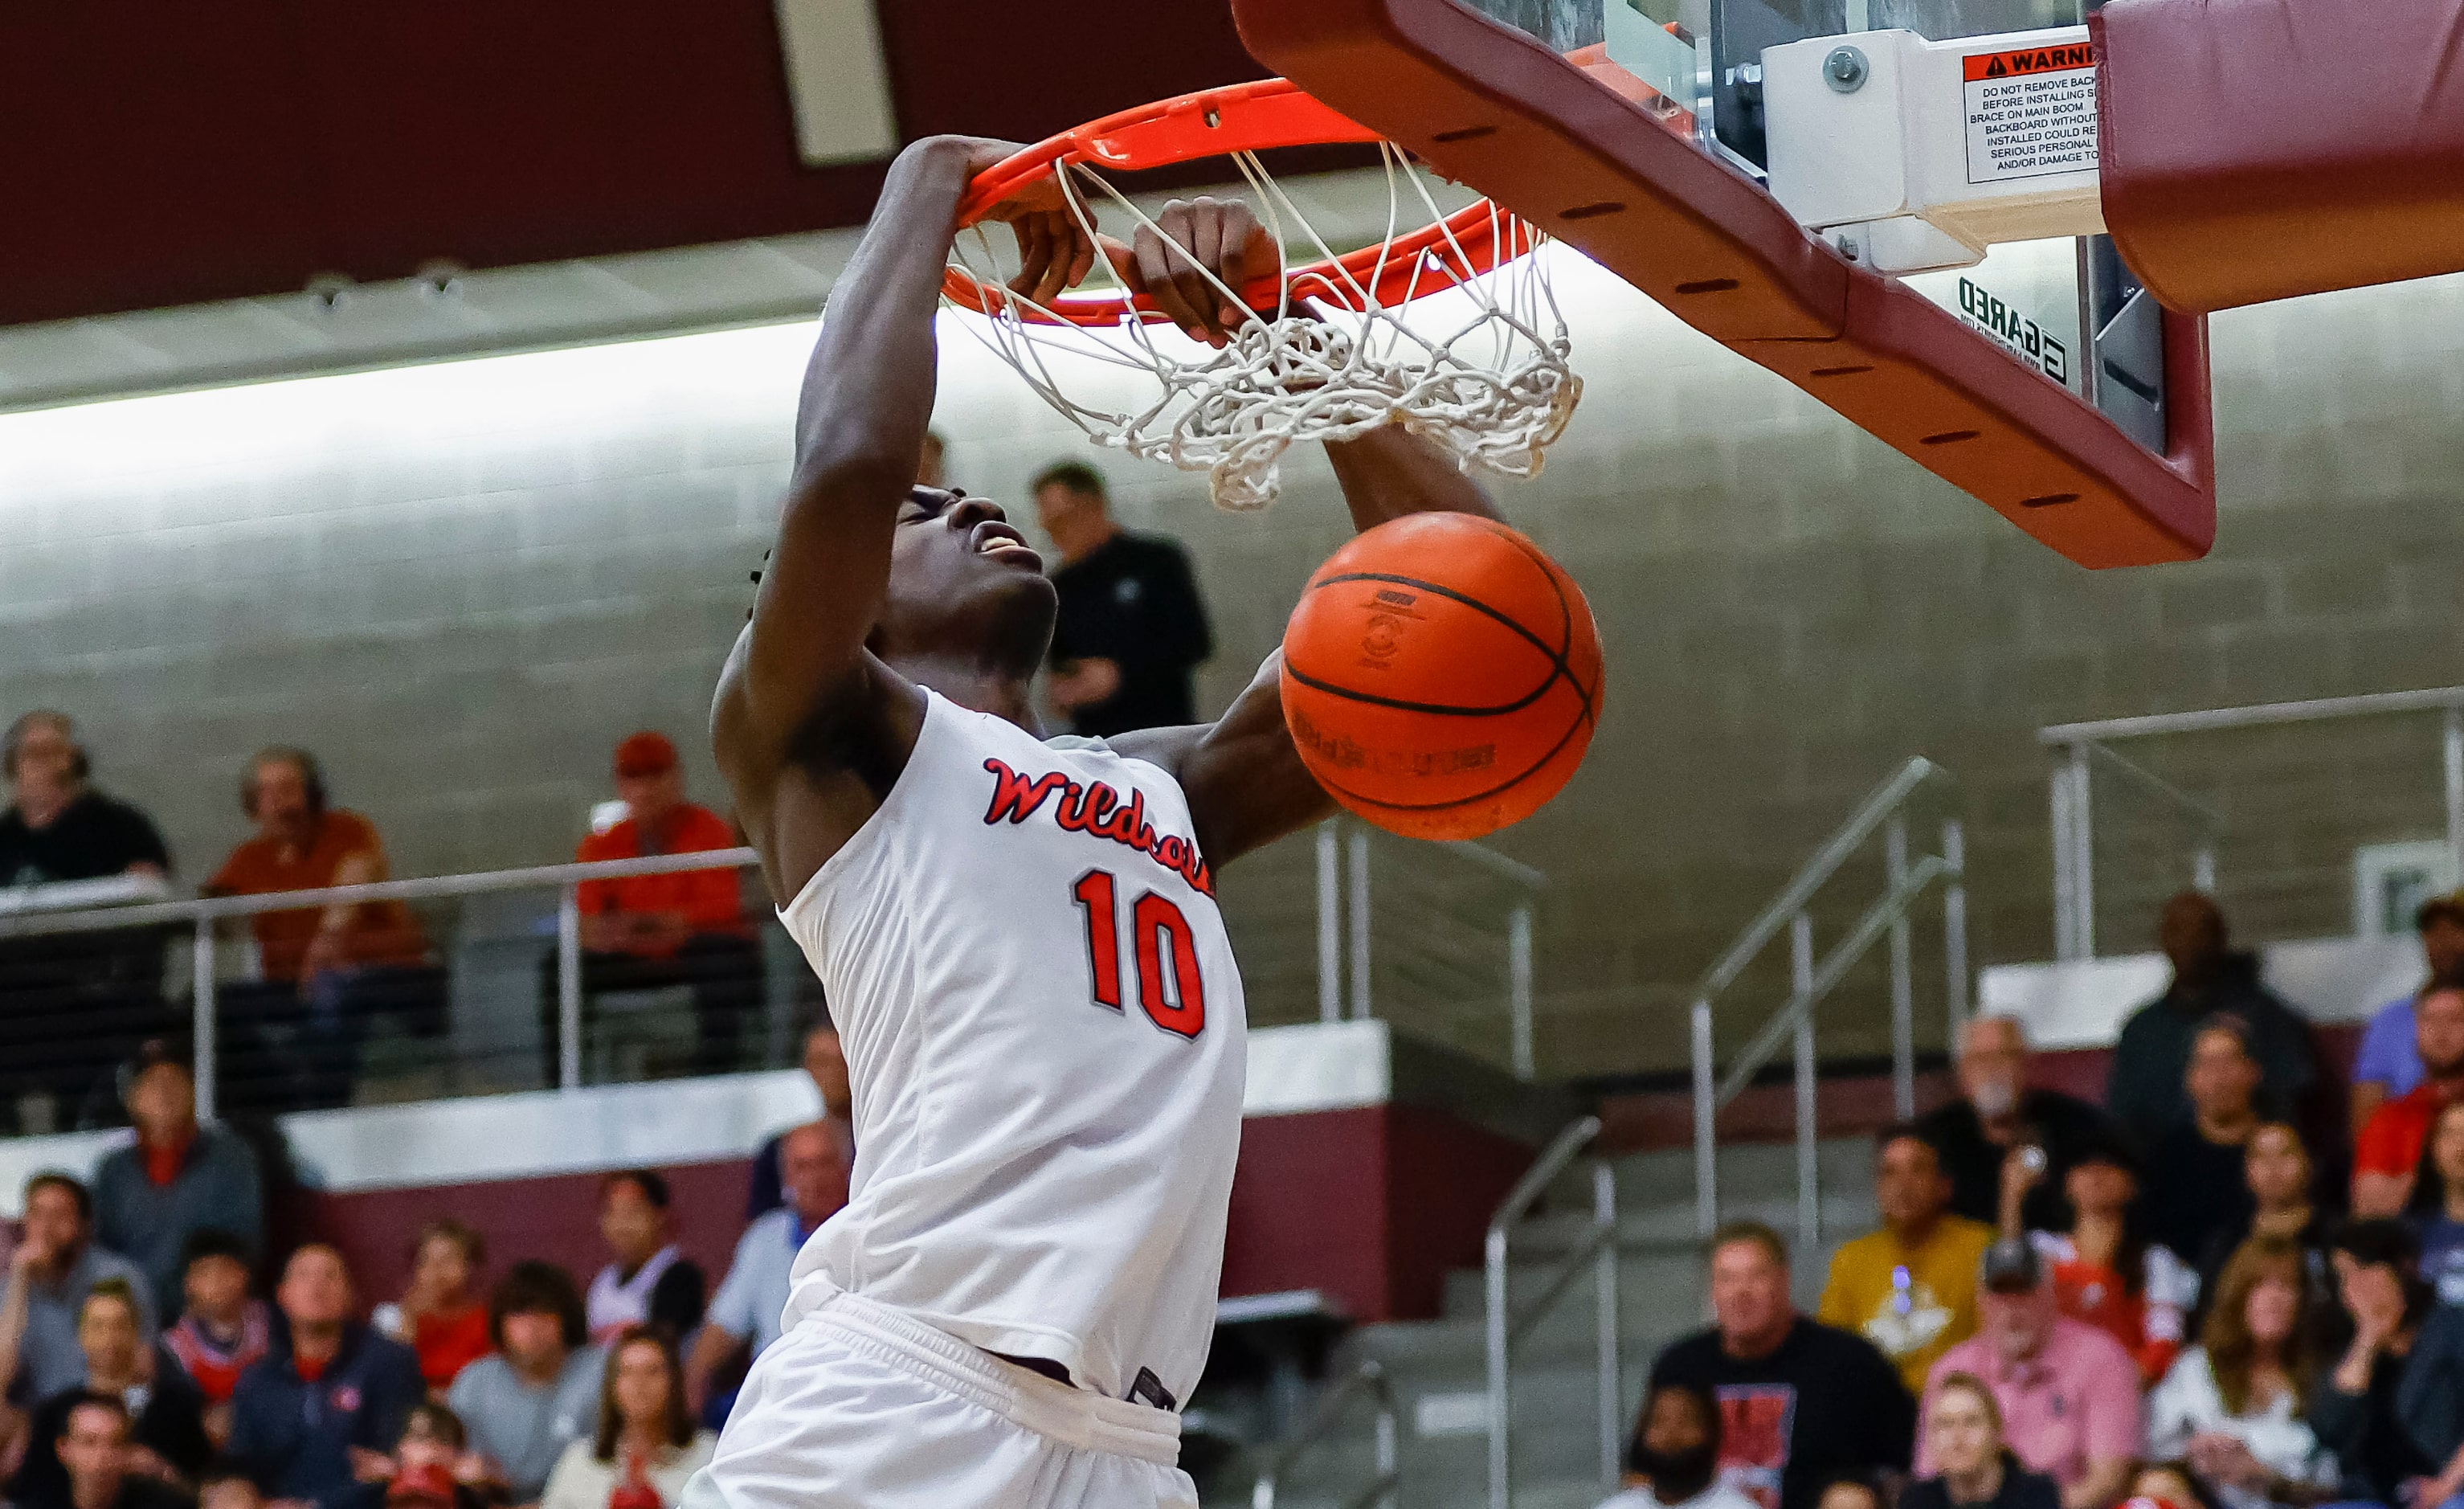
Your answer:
[713,137,1085,898]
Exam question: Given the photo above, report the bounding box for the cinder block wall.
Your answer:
[4,259,2460,1078]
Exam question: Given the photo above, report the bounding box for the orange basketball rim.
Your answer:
[940,78,1530,326]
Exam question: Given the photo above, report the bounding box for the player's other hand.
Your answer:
[1114,196,1282,348]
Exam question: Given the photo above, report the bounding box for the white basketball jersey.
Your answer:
[774,690,1247,1409]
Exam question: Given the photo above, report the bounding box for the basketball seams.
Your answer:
[1282,662,1559,718]
[1482,525,1598,730]
[1306,570,1567,673]
[1294,570,1571,715]
[1283,513,1601,838]
[1297,680,1593,819]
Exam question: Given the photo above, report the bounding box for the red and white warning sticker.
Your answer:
[1962,41,2097,185]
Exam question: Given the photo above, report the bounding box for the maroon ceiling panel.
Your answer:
[0,0,1269,328]
[294,0,881,279]
[876,0,1268,145]
[0,3,321,322]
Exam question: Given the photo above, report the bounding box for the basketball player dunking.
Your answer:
[699,135,1497,1508]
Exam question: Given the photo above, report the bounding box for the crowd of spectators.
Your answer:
[0,1020,851,1509]
[1609,887,2464,1509]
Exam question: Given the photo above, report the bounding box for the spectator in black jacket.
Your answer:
[1032,461,1214,737]
[1647,1222,1916,1509]
[1914,1016,2115,1233]
[2143,1019,2266,1266]
[48,1392,192,1509]
[2107,894,2316,1147]
[10,1280,210,1509]
[2308,1220,2438,1506]
[226,1246,424,1509]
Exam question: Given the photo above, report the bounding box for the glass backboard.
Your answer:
[1460,0,2171,461]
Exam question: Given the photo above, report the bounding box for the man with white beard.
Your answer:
[1911,1016,2121,1234]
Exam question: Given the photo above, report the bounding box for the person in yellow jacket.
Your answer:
[1819,1127,1996,1395]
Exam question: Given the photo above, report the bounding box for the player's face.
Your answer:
[876,488,1056,672]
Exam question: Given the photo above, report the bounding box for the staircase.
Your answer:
[1209,1134,1882,1509]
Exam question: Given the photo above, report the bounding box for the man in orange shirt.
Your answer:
[2355,984,2464,1214]
[206,748,439,1112]
[540,732,754,1082]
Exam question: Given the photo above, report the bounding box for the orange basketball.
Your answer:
[1279,513,1603,840]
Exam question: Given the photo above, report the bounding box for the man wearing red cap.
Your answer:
[539,733,755,1082]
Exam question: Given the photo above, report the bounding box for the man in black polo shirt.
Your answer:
[1032,462,1214,737]
[0,713,173,1129]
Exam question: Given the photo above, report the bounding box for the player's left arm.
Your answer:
[1124,424,1503,869]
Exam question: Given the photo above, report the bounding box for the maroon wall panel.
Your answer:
[1221,1106,1393,1319]
[0,1,1271,327]
[0,5,320,321]
[1381,1102,1534,1319]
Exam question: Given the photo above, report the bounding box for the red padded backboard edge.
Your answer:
[1232,0,2216,568]
[2094,0,2464,315]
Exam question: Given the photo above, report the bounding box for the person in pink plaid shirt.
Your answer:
[1921,1241,2139,1509]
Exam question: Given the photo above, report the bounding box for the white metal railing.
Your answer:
[1314,817,1548,1078]
[1485,1114,1618,1509]
[1251,1360,1400,1509]
[2041,687,2464,960]
[1690,759,1966,1253]
[0,849,760,1120]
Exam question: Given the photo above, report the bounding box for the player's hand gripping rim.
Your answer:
[957,139,1282,349]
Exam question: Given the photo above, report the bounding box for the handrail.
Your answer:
[2041,687,2464,961]
[0,848,763,939]
[1318,818,1547,1078]
[2040,685,2464,743]
[1690,758,1943,1004]
[1251,1360,1399,1509]
[0,846,766,1118]
[1485,1114,1617,1509]
[1689,761,1966,1254]
[2086,742,2226,832]
[1711,855,1949,1110]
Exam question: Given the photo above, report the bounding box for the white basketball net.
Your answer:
[945,145,1582,512]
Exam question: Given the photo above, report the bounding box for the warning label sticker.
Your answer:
[1963,43,2097,185]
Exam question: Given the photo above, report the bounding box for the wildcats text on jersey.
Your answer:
[981,758,1214,896]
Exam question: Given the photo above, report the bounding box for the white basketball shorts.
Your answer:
[686,1280,1199,1509]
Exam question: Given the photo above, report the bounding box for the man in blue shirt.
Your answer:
[2352,892,2464,1139]
[226,1246,423,1509]
[688,1119,849,1418]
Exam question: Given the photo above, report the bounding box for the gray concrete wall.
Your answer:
[4,255,2460,1079]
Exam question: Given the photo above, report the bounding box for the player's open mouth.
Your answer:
[970,521,1043,569]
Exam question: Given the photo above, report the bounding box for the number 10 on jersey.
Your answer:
[1072,869,1206,1039]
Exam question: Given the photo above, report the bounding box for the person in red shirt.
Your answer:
[373,1220,492,1395]
[538,734,755,1082]
[2355,984,2464,1215]
[206,749,441,1113]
